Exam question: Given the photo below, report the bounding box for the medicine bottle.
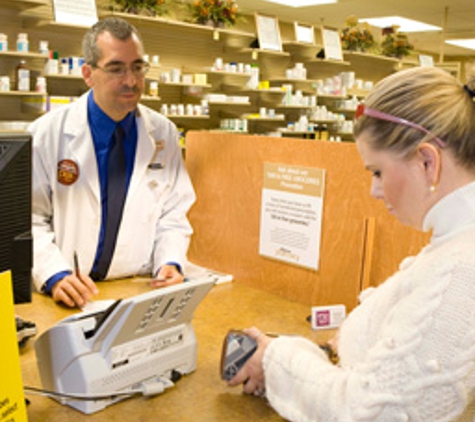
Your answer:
[313,124,320,139]
[200,99,209,116]
[60,58,69,75]
[0,34,8,52]
[0,76,10,92]
[320,124,329,141]
[44,51,59,75]
[247,64,259,90]
[35,76,47,93]
[149,81,158,97]
[16,60,30,92]
[16,33,29,53]
[39,40,49,55]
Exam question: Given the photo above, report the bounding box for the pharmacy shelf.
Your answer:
[100,11,255,42]
[209,101,251,106]
[158,82,212,89]
[44,74,84,80]
[0,91,45,96]
[140,96,162,102]
[0,51,48,59]
[240,48,291,58]
[166,115,210,120]
[3,0,49,8]
[274,104,314,109]
[208,70,252,78]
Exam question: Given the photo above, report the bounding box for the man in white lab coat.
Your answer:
[29,17,196,308]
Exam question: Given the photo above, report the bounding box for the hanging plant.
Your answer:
[189,0,239,28]
[109,0,171,17]
[340,15,376,52]
[381,25,414,59]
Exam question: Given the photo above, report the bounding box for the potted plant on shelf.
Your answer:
[189,0,239,28]
[109,0,171,17]
[340,15,376,53]
[381,26,414,59]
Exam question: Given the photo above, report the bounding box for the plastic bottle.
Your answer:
[35,76,47,93]
[247,64,259,90]
[16,60,30,91]
[320,124,329,141]
[149,81,158,97]
[59,58,69,75]
[0,76,10,92]
[16,33,29,53]
[313,124,320,139]
[201,99,209,116]
[298,114,308,132]
[0,34,8,52]
[44,51,59,75]
[39,40,49,55]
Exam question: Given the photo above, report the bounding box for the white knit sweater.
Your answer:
[263,181,475,422]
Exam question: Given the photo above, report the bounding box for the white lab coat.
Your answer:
[29,92,196,292]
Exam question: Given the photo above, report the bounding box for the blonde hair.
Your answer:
[354,66,475,169]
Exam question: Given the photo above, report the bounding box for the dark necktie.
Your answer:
[91,124,127,280]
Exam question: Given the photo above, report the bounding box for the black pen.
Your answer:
[74,251,80,277]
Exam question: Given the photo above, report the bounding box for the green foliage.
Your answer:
[189,0,239,27]
[381,26,414,58]
[340,15,376,52]
[109,0,171,17]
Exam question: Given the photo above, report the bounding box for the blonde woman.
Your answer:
[229,66,475,422]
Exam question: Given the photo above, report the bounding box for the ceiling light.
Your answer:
[445,39,475,51]
[360,16,441,33]
[261,0,337,7]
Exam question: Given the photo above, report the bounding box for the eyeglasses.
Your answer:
[93,61,150,79]
[355,103,445,149]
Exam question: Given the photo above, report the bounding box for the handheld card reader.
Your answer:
[220,330,257,381]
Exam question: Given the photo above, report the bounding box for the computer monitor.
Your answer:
[0,131,32,304]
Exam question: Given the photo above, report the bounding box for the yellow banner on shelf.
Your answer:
[0,271,28,422]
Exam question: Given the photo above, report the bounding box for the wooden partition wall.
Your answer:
[185,132,429,311]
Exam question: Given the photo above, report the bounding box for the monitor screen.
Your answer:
[0,131,32,304]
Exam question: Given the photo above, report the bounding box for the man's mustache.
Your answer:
[119,86,141,94]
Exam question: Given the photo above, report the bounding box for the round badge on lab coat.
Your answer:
[57,159,79,185]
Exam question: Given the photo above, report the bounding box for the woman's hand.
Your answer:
[227,327,275,396]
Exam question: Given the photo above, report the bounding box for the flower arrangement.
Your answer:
[381,26,414,58]
[190,0,238,28]
[109,0,170,17]
[340,15,376,52]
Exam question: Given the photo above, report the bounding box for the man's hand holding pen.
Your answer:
[51,252,98,308]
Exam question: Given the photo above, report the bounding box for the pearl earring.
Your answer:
[430,185,436,193]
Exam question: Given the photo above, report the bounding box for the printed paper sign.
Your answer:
[259,163,325,270]
[53,0,98,26]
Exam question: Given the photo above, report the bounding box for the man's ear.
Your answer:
[82,64,94,88]
[418,142,441,185]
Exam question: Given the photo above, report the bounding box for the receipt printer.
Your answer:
[35,279,214,414]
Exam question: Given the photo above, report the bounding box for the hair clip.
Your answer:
[355,104,445,148]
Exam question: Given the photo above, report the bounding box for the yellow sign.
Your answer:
[0,271,28,422]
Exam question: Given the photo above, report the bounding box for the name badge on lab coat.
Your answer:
[148,139,165,170]
[58,159,80,185]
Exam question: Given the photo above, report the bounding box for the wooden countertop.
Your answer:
[16,280,334,422]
